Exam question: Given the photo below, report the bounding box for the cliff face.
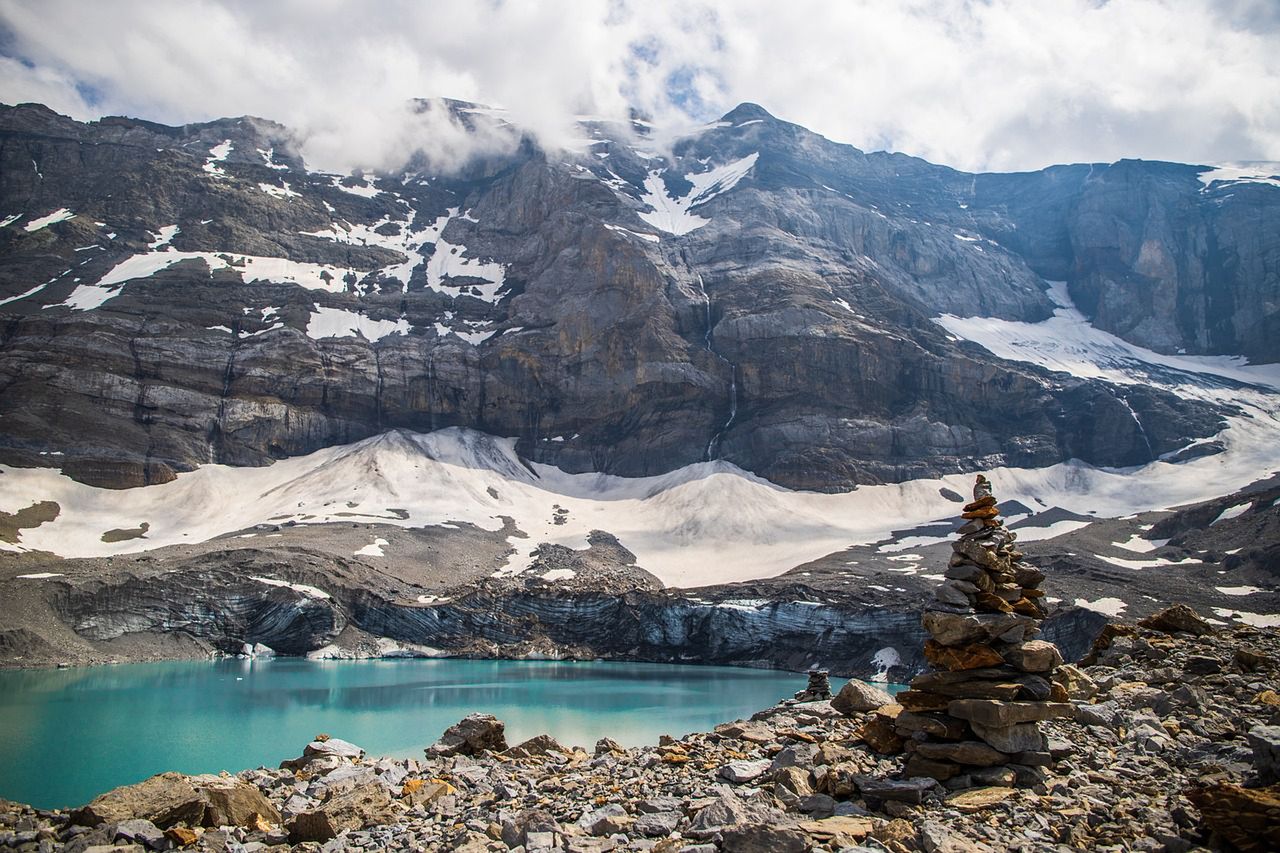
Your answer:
[0,101,1269,491]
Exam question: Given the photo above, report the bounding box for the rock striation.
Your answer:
[894,475,1069,787]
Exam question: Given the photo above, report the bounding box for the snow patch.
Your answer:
[1215,586,1263,596]
[1074,596,1127,617]
[23,209,74,232]
[354,537,388,557]
[1213,608,1280,627]
[1212,503,1251,524]
[307,305,410,343]
[540,568,576,582]
[637,153,759,235]
[15,572,64,579]
[148,225,179,249]
[204,141,232,176]
[935,281,1280,391]
[249,576,331,600]
[869,647,902,682]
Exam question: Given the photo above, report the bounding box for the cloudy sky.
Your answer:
[1,0,1278,174]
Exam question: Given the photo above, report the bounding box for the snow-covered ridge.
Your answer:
[1197,162,1280,191]
[2,393,1278,587]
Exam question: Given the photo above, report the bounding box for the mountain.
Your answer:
[1,99,1278,672]
[3,100,1276,491]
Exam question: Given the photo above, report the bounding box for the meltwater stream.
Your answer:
[0,658,897,809]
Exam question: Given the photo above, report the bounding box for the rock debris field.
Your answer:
[3,604,1280,852]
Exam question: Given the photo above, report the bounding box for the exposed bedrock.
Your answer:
[11,551,1107,678]
[0,102,1247,490]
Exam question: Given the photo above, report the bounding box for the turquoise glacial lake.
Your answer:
[0,657,890,809]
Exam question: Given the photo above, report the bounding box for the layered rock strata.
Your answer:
[894,475,1070,787]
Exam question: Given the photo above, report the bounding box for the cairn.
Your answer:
[893,474,1070,788]
[793,669,832,702]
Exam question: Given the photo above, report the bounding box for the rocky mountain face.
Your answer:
[2,100,1268,491]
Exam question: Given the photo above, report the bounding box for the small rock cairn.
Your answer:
[793,669,832,702]
[893,474,1070,788]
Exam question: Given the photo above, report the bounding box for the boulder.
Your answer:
[1052,663,1098,700]
[504,734,565,758]
[426,713,507,757]
[1248,725,1280,784]
[70,772,207,828]
[1138,604,1213,636]
[287,781,397,843]
[1187,782,1280,852]
[189,776,281,828]
[831,680,895,715]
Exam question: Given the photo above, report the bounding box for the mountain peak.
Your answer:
[719,102,774,124]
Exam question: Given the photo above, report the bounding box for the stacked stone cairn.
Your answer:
[893,474,1071,788]
[793,669,833,702]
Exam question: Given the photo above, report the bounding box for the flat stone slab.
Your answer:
[947,699,1072,726]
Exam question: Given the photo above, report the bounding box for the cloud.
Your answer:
[0,0,1277,173]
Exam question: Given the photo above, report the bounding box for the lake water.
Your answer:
[0,657,896,809]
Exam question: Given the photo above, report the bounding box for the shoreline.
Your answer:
[1,614,1277,851]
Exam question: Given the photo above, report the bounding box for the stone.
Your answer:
[1186,782,1280,852]
[633,811,679,837]
[924,640,1006,671]
[797,816,877,846]
[1184,655,1222,675]
[113,819,166,849]
[303,738,364,759]
[190,776,281,828]
[945,786,1016,813]
[1138,604,1213,636]
[718,759,772,783]
[968,721,1046,754]
[999,640,1063,673]
[594,737,623,755]
[913,741,1009,767]
[922,611,1032,647]
[854,775,941,804]
[893,711,970,740]
[426,713,507,757]
[163,826,199,847]
[70,772,207,828]
[857,715,905,754]
[721,823,808,853]
[503,734,565,758]
[1052,663,1098,700]
[897,690,951,712]
[402,780,451,807]
[903,754,962,781]
[831,679,895,715]
[1248,725,1280,784]
[935,583,974,608]
[946,699,1072,727]
[287,782,397,843]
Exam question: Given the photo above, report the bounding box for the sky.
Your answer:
[1,0,1278,175]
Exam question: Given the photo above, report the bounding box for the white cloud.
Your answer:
[0,0,1277,173]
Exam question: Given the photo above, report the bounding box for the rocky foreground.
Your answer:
[3,607,1280,853]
